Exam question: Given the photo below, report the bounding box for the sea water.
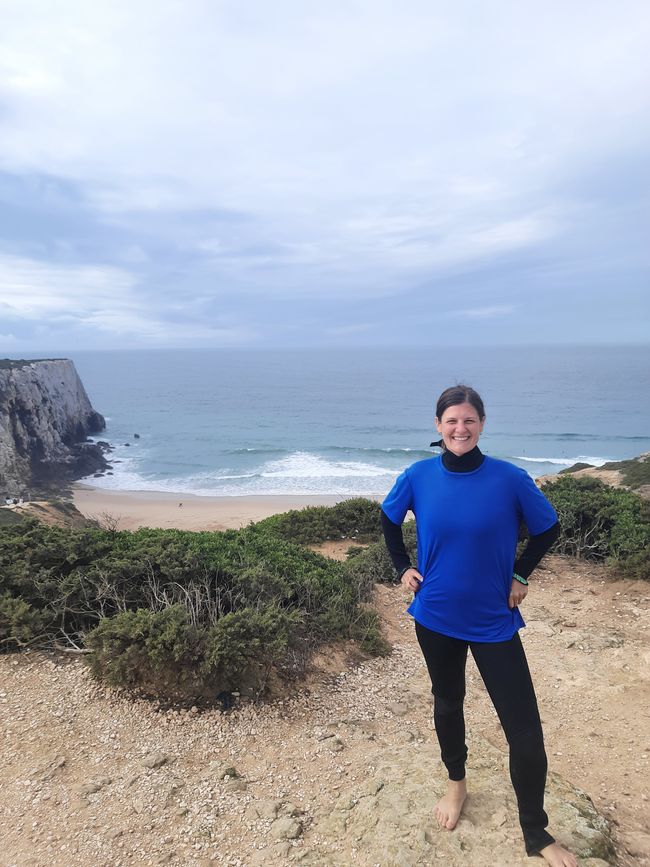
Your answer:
[36,345,650,497]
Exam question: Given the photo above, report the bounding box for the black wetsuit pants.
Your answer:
[414,621,555,856]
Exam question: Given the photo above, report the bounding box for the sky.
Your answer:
[0,0,649,351]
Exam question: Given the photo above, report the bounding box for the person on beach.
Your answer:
[381,384,577,866]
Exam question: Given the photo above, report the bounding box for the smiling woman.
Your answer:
[381,384,577,867]
[434,385,485,455]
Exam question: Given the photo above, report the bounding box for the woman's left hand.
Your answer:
[508,579,528,609]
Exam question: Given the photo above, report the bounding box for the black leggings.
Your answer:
[414,621,555,856]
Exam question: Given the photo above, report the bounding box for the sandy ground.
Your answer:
[1,490,649,865]
[1,548,649,866]
[71,485,368,531]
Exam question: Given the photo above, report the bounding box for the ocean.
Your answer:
[37,345,650,497]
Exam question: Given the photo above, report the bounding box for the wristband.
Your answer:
[513,572,529,586]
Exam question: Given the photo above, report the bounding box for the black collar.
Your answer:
[441,445,484,473]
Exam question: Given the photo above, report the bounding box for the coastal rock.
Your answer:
[269,816,303,840]
[142,753,170,769]
[0,358,107,492]
[301,738,616,867]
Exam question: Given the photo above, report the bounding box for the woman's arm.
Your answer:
[380,509,411,574]
[380,510,423,593]
[509,521,560,609]
[514,521,560,581]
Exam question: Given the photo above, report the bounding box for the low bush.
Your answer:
[343,521,417,590]
[600,457,650,490]
[541,475,650,573]
[86,603,304,700]
[252,497,382,545]
[0,517,389,699]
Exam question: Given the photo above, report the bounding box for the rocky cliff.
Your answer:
[0,358,108,493]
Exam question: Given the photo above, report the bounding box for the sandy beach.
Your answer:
[72,484,377,531]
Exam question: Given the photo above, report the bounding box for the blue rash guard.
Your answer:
[381,455,558,642]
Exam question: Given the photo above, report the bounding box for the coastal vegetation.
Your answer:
[0,358,62,369]
[560,453,650,489]
[600,456,650,489]
[252,496,382,544]
[1,473,648,703]
[541,475,650,576]
[0,503,389,702]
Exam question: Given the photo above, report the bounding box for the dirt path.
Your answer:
[1,555,648,866]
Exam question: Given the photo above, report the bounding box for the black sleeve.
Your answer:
[514,521,560,581]
[380,509,412,575]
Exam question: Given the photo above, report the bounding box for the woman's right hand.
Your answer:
[401,567,424,592]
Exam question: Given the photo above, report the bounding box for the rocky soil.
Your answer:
[1,554,649,867]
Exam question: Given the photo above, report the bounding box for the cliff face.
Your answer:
[0,359,108,493]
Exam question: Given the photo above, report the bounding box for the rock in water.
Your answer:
[0,358,108,491]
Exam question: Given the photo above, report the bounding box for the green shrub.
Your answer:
[252,497,382,544]
[0,512,390,698]
[617,545,650,580]
[0,593,53,648]
[541,476,650,570]
[343,521,417,590]
[86,603,305,699]
[559,462,594,474]
[0,509,28,528]
[601,457,650,489]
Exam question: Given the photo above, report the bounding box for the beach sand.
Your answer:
[72,484,378,531]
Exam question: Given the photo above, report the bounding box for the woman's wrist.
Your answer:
[513,571,529,586]
[398,564,413,578]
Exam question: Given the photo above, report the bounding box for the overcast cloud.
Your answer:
[0,0,648,349]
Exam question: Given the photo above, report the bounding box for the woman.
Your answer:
[381,384,577,867]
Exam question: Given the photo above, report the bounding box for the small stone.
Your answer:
[73,779,109,796]
[142,753,169,769]
[270,817,303,841]
[247,799,281,820]
[387,701,409,717]
[359,778,384,797]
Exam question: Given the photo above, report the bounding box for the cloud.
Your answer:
[0,1,648,344]
[447,305,516,320]
[0,253,136,319]
[0,253,256,346]
[325,323,374,336]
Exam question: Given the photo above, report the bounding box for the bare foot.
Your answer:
[433,779,467,830]
[538,842,578,867]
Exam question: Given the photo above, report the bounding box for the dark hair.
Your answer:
[435,384,485,421]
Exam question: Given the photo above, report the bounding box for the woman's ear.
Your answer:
[435,416,442,434]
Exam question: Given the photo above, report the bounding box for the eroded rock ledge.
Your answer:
[0,358,108,493]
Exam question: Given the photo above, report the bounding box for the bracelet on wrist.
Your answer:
[513,572,529,586]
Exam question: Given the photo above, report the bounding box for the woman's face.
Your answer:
[435,401,485,457]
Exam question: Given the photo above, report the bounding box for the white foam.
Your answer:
[259,451,390,479]
[80,450,396,497]
[514,455,610,467]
